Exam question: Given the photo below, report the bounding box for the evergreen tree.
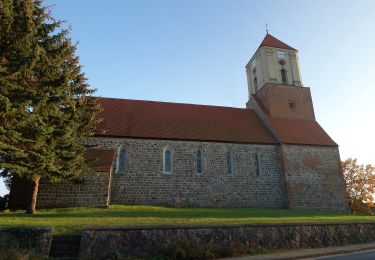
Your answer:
[0,0,99,213]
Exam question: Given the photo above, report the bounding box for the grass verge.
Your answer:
[1,205,374,234]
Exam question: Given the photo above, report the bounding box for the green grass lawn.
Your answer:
[1,205,375,234]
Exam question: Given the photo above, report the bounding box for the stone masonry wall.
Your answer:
[88,137,287,208]
[37,171,111,208]
[282,145,349,212]
[35,138,348,211]
[0,227,52,257]
[80,223,375,259]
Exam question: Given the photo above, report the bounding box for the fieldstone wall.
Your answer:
[89,137,287,208]
[79,223,375,259]
[0,227,52,257]
[37,171,111,208]
[282,145,349,212]
[33,137,349,212]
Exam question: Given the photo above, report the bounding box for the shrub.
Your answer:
[7,228,45,252]
[0,248,46,260]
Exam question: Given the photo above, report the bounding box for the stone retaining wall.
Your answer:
[79,223,375,259]
[0,227,52,257]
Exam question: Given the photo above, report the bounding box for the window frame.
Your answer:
[163,146,173,174]
[280,69,288,84]
[251,59,256,68]
[277,51,285,59]
[254,153,260,177]
[116,145,127,174]
[227,149,234,175]
[196,149,204,174]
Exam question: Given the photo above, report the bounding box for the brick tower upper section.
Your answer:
[255,83,315,120]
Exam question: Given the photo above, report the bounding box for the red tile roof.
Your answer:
[95,97,336,147]
[84,149,115,172]
[269,118,337,146]
[95,98,278,144]
[251,94,337,147]
[259,34,297,51]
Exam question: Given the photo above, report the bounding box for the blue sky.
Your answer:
[1,0,375,195]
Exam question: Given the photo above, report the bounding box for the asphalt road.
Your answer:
[314,249,375,260]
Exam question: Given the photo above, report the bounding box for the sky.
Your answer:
[1,0,375,195]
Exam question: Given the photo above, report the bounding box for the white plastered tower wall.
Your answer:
[245,43,303,99]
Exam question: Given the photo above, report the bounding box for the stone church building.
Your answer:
[9,34,349,212]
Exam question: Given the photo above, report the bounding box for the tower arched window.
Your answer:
[163,146,173,174]
[116,146,127,174]
[281,69,288,85]
[254,77,258,92]
[197,149,204,174]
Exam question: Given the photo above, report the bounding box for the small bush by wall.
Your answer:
[0,248,47,260]
[0,227,52,257]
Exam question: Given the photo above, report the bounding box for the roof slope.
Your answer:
[259,34,297,51]
[96,98,278,144]
[251,94,337,147]
[269,118,337,146]
[85,149,115,172]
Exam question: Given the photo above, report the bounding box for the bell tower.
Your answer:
[246,33,303,96]
[247,34,315,121]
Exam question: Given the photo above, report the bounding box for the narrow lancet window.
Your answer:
[117,148,126,173]
[163,148,172,173]
[254,153,260,177]
[197,150,203,174]
[227,150,234,175]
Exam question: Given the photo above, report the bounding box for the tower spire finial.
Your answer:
[266,23,269,34]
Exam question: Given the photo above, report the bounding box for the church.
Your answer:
[8,34,349,212]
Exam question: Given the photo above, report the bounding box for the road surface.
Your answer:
[314,249,375,260]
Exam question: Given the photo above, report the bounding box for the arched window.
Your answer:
[163,146,173,174]
[281,69,288,84]
[197,149,204,174]
[254,77,258,92]
[254,153,260,177]
[117,147,126,173]
[227,150,234,175]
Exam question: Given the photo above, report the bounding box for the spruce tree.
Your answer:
[0,0,98,213]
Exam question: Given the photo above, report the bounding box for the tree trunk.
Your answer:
[27,176,40,214]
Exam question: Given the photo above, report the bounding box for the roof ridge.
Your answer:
[97,96,250,111]
[271,117,317,122]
